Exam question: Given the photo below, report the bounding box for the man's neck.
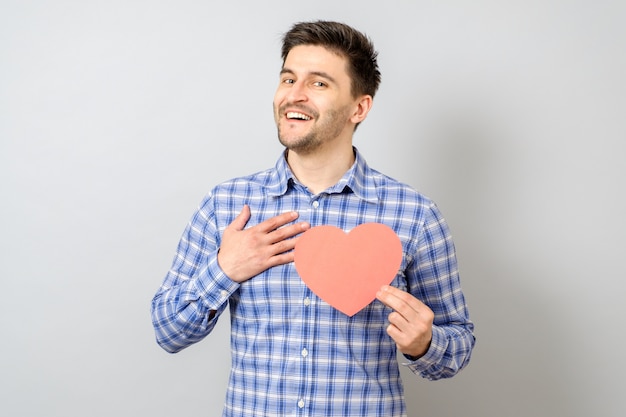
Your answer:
[286,143,355,195]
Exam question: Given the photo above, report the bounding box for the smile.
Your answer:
[286,111,312,121]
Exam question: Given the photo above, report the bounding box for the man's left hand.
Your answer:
[376,285,434,359]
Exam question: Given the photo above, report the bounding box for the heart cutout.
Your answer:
[294,223,403,316]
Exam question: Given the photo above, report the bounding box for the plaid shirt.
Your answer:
[151,148,475,417]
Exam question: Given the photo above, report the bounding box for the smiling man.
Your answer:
[151,21,475,417]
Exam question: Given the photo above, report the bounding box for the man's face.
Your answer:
[273,45,359,154]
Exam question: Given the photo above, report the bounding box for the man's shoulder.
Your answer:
[219,167,276,187]
[192,167,278,215]
[206,166,280,198]
[367,167,433,206]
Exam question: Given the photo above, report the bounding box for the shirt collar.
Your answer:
[268,147,380,203]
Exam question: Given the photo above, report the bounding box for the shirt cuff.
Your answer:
[194,251,240,309]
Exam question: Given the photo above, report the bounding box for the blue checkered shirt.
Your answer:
[151,148,475,417]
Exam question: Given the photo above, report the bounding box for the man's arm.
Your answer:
[377,201,475,380]
[150,200,309,353]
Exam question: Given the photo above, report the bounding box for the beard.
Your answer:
[275,103,352,154]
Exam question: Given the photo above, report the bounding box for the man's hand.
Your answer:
[376,285,434,359]
[217,205,310,283]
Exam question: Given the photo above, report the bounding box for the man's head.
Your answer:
[274,21,380,154]
[281,21,381,99]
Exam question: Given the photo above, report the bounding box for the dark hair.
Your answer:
[281,21,381,98]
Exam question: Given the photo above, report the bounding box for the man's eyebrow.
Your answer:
[280,68,337,84]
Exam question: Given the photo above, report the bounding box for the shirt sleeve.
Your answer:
[150,195,239,353]
[402,201,475,380]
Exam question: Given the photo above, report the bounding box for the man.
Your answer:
[151,20,475,417]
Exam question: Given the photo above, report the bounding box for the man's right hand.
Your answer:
[217,205,310,283]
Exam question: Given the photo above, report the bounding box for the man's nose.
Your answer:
[286,81,307,102]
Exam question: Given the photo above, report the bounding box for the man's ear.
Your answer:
[350,95,373,125]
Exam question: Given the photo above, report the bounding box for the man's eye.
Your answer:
[283,78,295,84]
[313,81,326,87]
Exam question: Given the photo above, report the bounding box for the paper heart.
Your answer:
[294,223,403,316]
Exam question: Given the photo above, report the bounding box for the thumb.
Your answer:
[229,204,251,231]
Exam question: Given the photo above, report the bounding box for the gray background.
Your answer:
[1,1,625,416]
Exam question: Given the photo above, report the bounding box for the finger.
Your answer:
[379,285,417,303]
[377,285,424,311]
[265,251,296,268]
[376,286,407,311]
[256,210,300,233]
[268,221,310,244]
[229,205,251,231]
[376,287,423,323]
[385,297,434,339]
[267,232,303,255]
[385,321,407,341]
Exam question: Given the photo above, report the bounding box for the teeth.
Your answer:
[287,112,311,121]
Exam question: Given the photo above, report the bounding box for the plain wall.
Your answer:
[1,1,625,416]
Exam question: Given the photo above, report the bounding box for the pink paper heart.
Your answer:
[294,223,403,316]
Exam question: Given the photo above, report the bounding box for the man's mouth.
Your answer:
[286,111,312,121]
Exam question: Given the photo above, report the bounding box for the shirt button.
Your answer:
[303,297,311,306]
[312,200,319,208]
[298,399,305,408]
[220,290,228,298]
[301,348,308,358]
